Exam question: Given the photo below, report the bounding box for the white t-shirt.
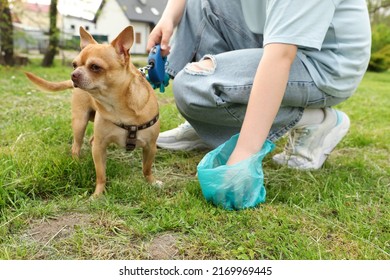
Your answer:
[241,0,371,98]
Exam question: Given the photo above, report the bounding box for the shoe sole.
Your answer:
[157,140,210,151]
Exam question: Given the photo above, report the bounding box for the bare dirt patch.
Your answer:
[27,212,93,244]
[24,213,183,259]
[146,233,180,259]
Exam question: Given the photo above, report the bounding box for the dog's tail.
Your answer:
[25,72,73,92]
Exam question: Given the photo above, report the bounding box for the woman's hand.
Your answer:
[146,0,186,57]
[147,19,175,57]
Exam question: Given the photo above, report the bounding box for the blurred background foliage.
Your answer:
[368,0,390,71]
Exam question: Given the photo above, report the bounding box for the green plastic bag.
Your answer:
[197,134,275,210]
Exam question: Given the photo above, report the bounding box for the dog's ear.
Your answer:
[111,26,134,58]
[79,26,98,49]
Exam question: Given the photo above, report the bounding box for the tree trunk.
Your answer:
[41,0,59,67]
[0,0,15,66]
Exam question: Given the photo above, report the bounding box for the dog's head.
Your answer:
[71,26,134,92]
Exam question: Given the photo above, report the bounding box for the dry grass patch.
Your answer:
[27,212,93,244]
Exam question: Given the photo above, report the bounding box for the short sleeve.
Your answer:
[263,0,336,50]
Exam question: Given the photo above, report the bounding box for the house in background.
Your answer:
[57,0,103,39]
[12,0,167,54]
[11,2,51,53]
[13,1,50,30]
[95,0,167,54]
[59,0,168,54]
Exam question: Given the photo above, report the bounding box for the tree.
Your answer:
[367,0,390,13]
[0,0,15,66]
[367,0,390,24]
[41,0,59,67]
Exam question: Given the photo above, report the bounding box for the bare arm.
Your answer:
[147,0,186,56]
[227,43,297,165]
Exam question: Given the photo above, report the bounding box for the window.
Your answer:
[135,32,141,44]
[135,6,143,14]
[150,7,159,16]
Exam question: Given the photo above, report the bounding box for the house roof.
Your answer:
[116,0,168,25]
[24,3,50,13]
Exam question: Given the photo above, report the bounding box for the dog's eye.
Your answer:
[72,62,77,69]
[90,64,101,72]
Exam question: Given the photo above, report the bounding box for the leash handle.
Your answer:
[147,45,170,93]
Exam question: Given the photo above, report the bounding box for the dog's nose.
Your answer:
[71,71,81,88]
[71,71,80,81]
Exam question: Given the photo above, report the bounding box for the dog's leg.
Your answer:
[91,137,108,197]
[71,112,90,158]
[71,90,93,158]
[142,142,157,184]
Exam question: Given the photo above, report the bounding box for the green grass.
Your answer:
[0,59,389,260]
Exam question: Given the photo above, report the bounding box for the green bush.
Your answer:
[368,44,390,72]
[371,24,390,53]
[369,24,390,72]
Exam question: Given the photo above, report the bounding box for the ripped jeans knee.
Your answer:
[184,55,216,75]
[173,55,219,120]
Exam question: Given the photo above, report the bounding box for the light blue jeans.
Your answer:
[166,0,347,148]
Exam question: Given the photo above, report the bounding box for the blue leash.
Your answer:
[139,45,170,93]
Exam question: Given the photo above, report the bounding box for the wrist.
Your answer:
[227,145,258,166]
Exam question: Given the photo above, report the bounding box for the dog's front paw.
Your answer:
[90,192,102,199]
[71,145,81,159]
[153,180,163,188]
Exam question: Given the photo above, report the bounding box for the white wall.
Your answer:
[131,22,150,54]
[96,0,130,42]
[60,17,98,39]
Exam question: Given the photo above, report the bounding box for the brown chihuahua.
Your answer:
[25,26,160,197]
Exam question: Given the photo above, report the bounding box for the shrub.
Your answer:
[368,44,390,72]
[371,24,390,53]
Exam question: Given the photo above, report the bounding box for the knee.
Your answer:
[173,57,216,117]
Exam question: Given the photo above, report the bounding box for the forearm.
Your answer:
[227,43,297,165]
[160,0,186,27]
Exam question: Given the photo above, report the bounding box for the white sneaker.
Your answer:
[272,108,350,170]
[157,121,210,151]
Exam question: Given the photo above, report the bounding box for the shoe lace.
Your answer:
[178,122,191,130]
[285,127,310,155]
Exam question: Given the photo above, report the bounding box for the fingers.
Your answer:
[146,30,161,53]
[147,24,173,57]
[159,29,173,56]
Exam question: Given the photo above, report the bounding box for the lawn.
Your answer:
[0,59,389,260]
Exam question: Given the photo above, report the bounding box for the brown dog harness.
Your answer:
[114,114,159,151]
